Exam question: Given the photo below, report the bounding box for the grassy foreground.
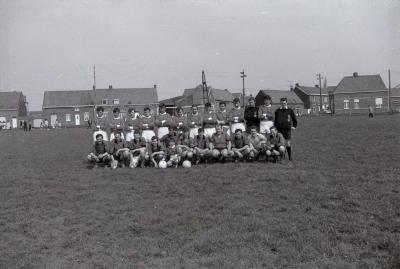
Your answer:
[0,115,399,269]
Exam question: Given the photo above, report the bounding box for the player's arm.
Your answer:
[290,109,297,129]
[151,151,164,167]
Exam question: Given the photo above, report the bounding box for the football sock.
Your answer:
[287,146,292,160]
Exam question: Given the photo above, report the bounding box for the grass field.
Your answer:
[0,115,399,269]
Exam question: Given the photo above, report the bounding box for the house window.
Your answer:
[375,98,383,108]
[66,114,71,122]
[84,112,89,121]
[313,96,317,102]
[74,108,80,112]
[344,99,349,109]
[113,99,119,105]
[323,97,328,103]
[101,99,107,105]
[354,99,359,109]
[312,106,317,113]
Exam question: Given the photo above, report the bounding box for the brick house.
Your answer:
[390,85,400,113]
[42,85,159,128]
[293,84,334,114]
[161,85,234,115]
[329,73,389,115]
[255,89,305,115]
[0,91,28,128]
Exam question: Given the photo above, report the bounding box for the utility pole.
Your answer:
[93,65,96,90]
[388,69,392,113]
[316,73,323,112]
[93,65,96,121]
[240,70,247,107]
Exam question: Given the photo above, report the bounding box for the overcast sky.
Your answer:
[1,0,399,110]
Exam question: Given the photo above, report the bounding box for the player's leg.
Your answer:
[212,149,220,160]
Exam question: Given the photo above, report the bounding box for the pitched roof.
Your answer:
[257,90,303,104]
[333,74,387,94]
[160,95,194,107]
[0,91,24,110]
[43,90,94,108]
[93,88,158,105]
[42,87,159,108]
[391,87,400,97]
[295,85,329,95]
[183,85,234,104]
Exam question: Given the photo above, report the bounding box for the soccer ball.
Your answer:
[158,160,167,169]
[111,160,118,169]
[182,160,192,168]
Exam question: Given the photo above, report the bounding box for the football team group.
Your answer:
[87,95,297,169]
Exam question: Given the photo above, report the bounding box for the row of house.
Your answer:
[1,72,399,129]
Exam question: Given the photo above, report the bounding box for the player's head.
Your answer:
[233,97,241,108]
[143,107,151,117]
[264,95,272,105]
[176,106,184,117]
[168,139,176,147]
[96,106,104,116]
[234,128,242,139]
[198,127,204,136]
[270,126,278,136]
[95,133,104,142]
[215,125,223,134]
[191,104,198,114]
[159,103,166,113]
[248,97,255,107]
[114,131,122,140]
[134,132,141,139]
[219,102,226,111]
[113,107,120,117]
[128,108,135,117]
[280,97,288,107]
[151,136,158,145]
[250,126,258,136]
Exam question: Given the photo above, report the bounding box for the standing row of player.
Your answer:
[88,96,298,168]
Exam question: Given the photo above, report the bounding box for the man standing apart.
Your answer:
[244,97,260,133]
[274,97,297,160]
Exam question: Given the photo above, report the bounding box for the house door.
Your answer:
[50,114,57,126]
[12,118,18,128]
[75,114,80,125]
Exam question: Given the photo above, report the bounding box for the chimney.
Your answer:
[295,83,299,87]
[315,84,319,88]
[353,72,358,77]
[154,84,157,89]
[290,86,294,91]
[109,85,113,89]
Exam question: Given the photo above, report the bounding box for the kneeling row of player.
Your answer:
[87,125,287,169]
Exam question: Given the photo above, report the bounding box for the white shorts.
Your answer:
[260,121,274,134]
[157,127,169,139]
[230,123,246,133]
[141,130,156,142]
[93,130,108,142]
[222,125,230,136]
[189,127,199,139]
[204,127,216,138]
[110,132,125,141]
[125,131,135,142]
